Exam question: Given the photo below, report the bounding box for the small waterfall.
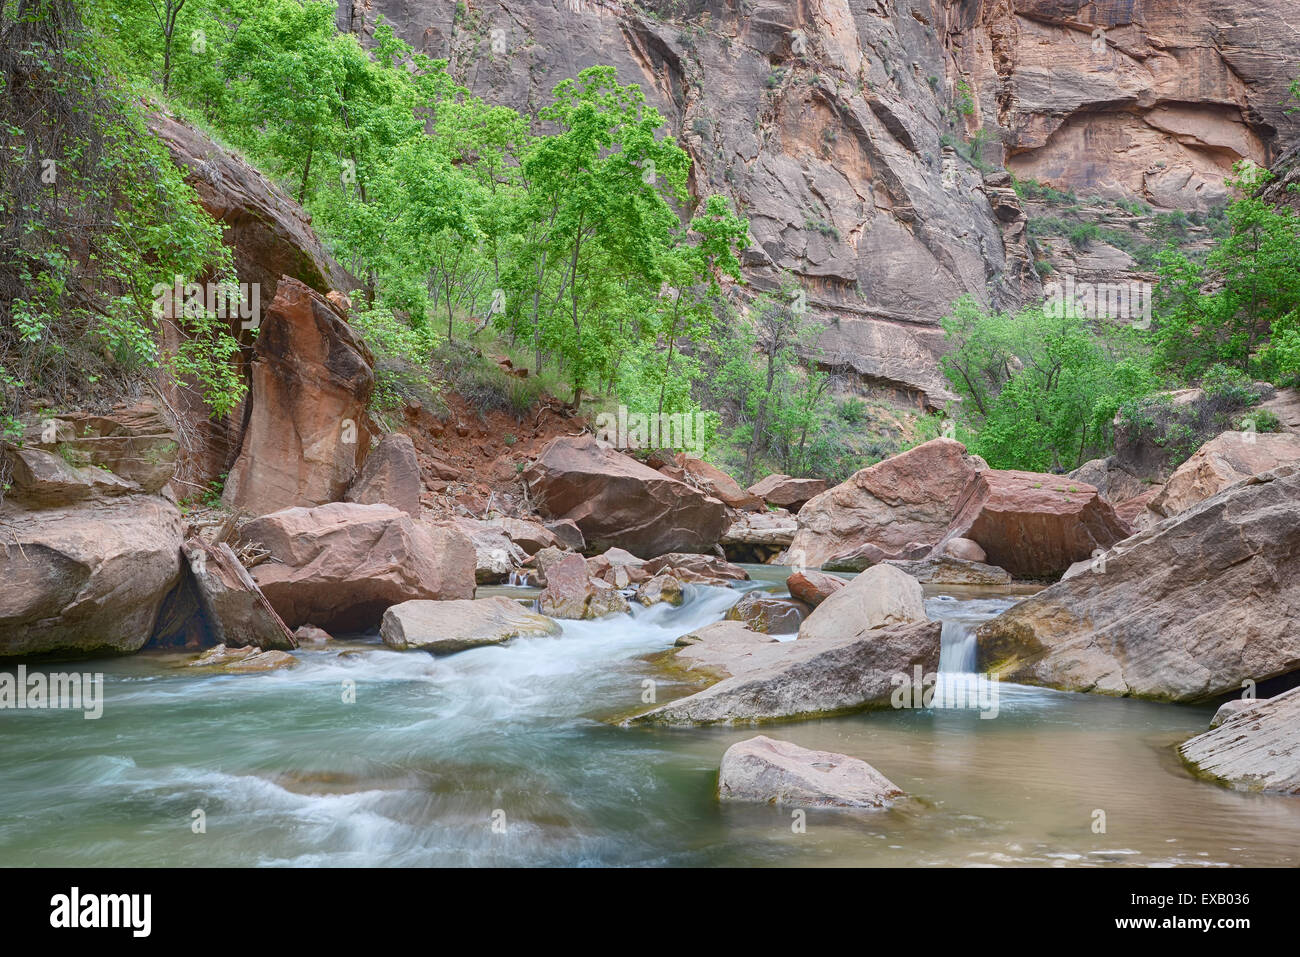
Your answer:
[937,620,978,675]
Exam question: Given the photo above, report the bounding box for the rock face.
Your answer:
[933,469,1131,580]
[718,735,904,808]
[630,618,941,726]
[1180,686,1300,794]
[1150,431,1300,519]
[148,110,352,491]
[797,563,928,643]
[348,1,1298,405]
[523,435,729,557]
[380,596,560,654]
[346,433,422,517]
[0,494,184,659]
[223,278,375,516]
[976,466,1300,701]
[787,439,982,569]
[746,474,827,512]
[242,503,476,630]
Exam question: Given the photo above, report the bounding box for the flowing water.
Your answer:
[2,567,1298,867]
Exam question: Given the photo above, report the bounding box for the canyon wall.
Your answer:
[338,0,1300,402]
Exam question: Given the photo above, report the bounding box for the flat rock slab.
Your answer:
[718,735,905,808]
[977,465,1300,701]
[381,596,560,654]
[1180,686,1300,794]
[629,618,941,725]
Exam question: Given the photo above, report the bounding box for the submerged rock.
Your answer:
[718,735,905,808]
[1180,686,1300,793]
[188,644,297,673]
[977,465,1300,701]
[380,596,560,654]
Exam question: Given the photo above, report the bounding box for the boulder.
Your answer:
[1114,487,1163,529]
[543,519,585,552]
[724,592,809,634]
[1180,686,1300,793]
[586,547,651,587]
[538,553,630,619]
[786,439,983,568]
[187,644,297,673]
[821,540,931,571]
[293,625,334,645]
[454,518,529,584]
[4,446,139,506]
[496,518,557,555]
[223,278,375,516]
[635,574,685,607]
[936,537,986,563]
[630,618,941,725]
[746,473,827,512]
[797,563,927,643]
[1150,431,1300,518]
[346,433,421,517]
[641,552,749,585]
[721,508,798,547]
[785,570,846,607]
[522,435,729,557]
[976,466,1300,701]
[882,557,1012,585]
[718,735,905,808]
[380,596,560,654]
[1068,456,1150,506]
[674,454,764,511]
[933,469,1130,580]
[243,503,476,630]
[184,539,296,650]
[0,494,184,659]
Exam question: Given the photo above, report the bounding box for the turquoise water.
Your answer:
[1,569,1296,867]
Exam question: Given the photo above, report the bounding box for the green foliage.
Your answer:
[1150,162,1300,380]
[938,296,1160,471]
[1,0,242,433]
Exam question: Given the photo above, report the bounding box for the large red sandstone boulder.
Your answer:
[522,435,729,557]
[673,455,763,510]
[978,466,1300,702]
[786,438,983,568]
[224,279,374,516]
[0,494,184,658]
[747,474,827,512]
[182,539,296,651]
[934,470,1131,580]
[242,503,475,630]
[1150,431,1300,519]
[346,433,421,518]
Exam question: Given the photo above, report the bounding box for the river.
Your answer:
[1,566,1297,867]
